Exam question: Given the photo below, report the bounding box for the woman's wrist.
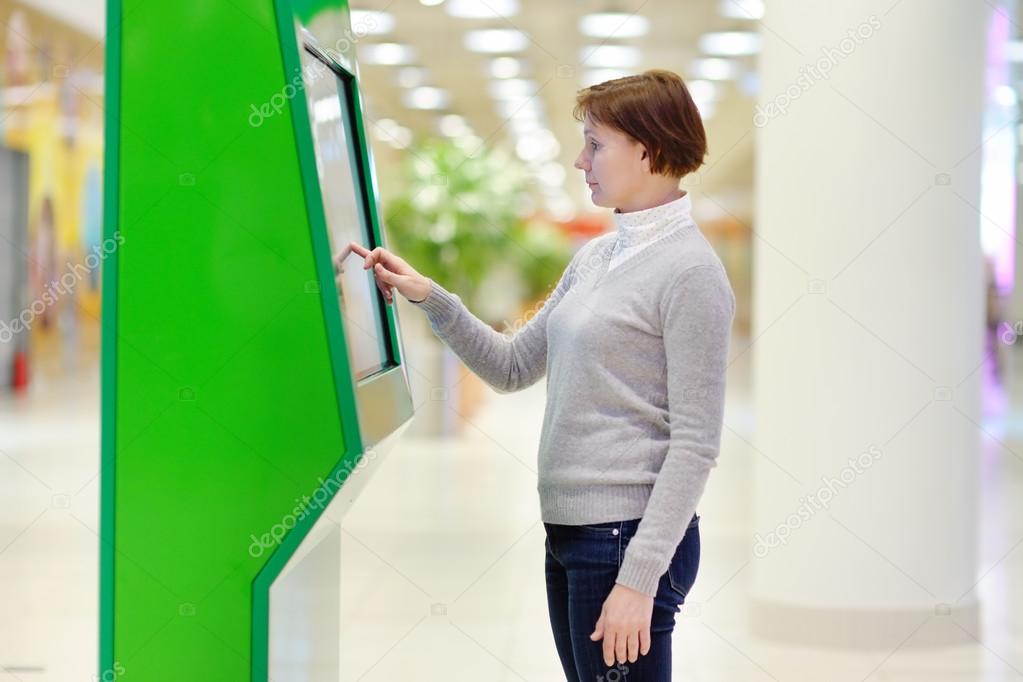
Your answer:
[409,276,432,304]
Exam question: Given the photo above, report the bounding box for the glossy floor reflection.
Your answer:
[1,331,1021,681]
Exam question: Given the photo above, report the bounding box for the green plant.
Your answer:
[382,136,572,317]
[514,216,574,302]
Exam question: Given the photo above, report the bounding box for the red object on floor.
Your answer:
[12,349,28,391]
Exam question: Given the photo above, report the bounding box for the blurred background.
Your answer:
[1,0,1022,680]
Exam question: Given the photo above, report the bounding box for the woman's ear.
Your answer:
[639,147,652,173]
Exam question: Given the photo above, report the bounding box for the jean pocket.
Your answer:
[667,519,700,601]
[576,521,622,537]
[575,519,641,538]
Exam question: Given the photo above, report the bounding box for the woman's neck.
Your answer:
[615,186,686,214]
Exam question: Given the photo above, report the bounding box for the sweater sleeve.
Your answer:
[615,264,736,597]
[408,243,590,394]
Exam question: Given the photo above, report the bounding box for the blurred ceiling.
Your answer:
[19,0,104,39]
[18,0,761,221]
[350,0,760,220]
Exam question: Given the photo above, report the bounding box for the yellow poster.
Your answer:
[1,1,104,377]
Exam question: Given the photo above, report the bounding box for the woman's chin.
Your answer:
[589,189,613,208]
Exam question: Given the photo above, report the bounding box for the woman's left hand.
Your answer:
[590,583,655,666]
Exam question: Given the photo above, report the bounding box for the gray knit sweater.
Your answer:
[410,223,735,597]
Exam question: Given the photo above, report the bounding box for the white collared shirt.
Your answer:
[608,191,695,271]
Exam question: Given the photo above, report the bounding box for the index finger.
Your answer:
[362,246,399,272]
[333,243,354,273]
[348,241,371,258]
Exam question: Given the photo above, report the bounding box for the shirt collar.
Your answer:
[612,191,692,247]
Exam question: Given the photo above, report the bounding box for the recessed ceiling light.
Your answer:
[508,116,543,135]
[719,0,765,20]
[579,45,641,68]
[579,69,634,88]
[537,161,566,188]
[488,57,524,79]
[420,0,445,6]
[699,31,761,56]
[359,43,416,65]
[439,114,472,137]
[516,129,560,163]
[690,58,738,80]
[495,98,544,119]
[578,12,649,39]
[395,67,430,88]
[446,0,519,19]
[349,10,395,35]
[696,100,716,120]
[464,29,529,53]
[685,79,718,103]
[403,86,450,110]
[373,119,413,148]
[488,78,540,99]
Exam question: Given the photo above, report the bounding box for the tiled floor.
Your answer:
[1,327,1021,681]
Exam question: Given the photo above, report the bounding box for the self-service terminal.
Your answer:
[102,2,414,679]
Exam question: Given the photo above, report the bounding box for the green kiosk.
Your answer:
[101,1,415,679]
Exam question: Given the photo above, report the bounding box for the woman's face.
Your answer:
[573,114,649,210]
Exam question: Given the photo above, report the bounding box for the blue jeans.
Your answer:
[544,514,700,682]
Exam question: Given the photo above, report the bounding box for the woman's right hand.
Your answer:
[343,241,432,305]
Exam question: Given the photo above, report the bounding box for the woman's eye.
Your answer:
[590,142,598,150]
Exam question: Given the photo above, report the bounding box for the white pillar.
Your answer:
[750,0,989,647]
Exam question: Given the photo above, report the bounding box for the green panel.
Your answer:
[100,0,398,679]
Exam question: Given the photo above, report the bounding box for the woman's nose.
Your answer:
[573,153,586,171]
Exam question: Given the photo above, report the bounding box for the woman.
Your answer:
[343,69,735,681]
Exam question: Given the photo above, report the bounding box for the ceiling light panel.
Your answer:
[465,29,529,53]
[579,45,641,68]
[349,10,395,35]
[579,12,649,39]
[446,0,519,18]
[699,31,761,56]
[359,43,416,65]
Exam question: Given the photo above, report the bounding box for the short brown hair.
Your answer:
[573,69,707,178]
